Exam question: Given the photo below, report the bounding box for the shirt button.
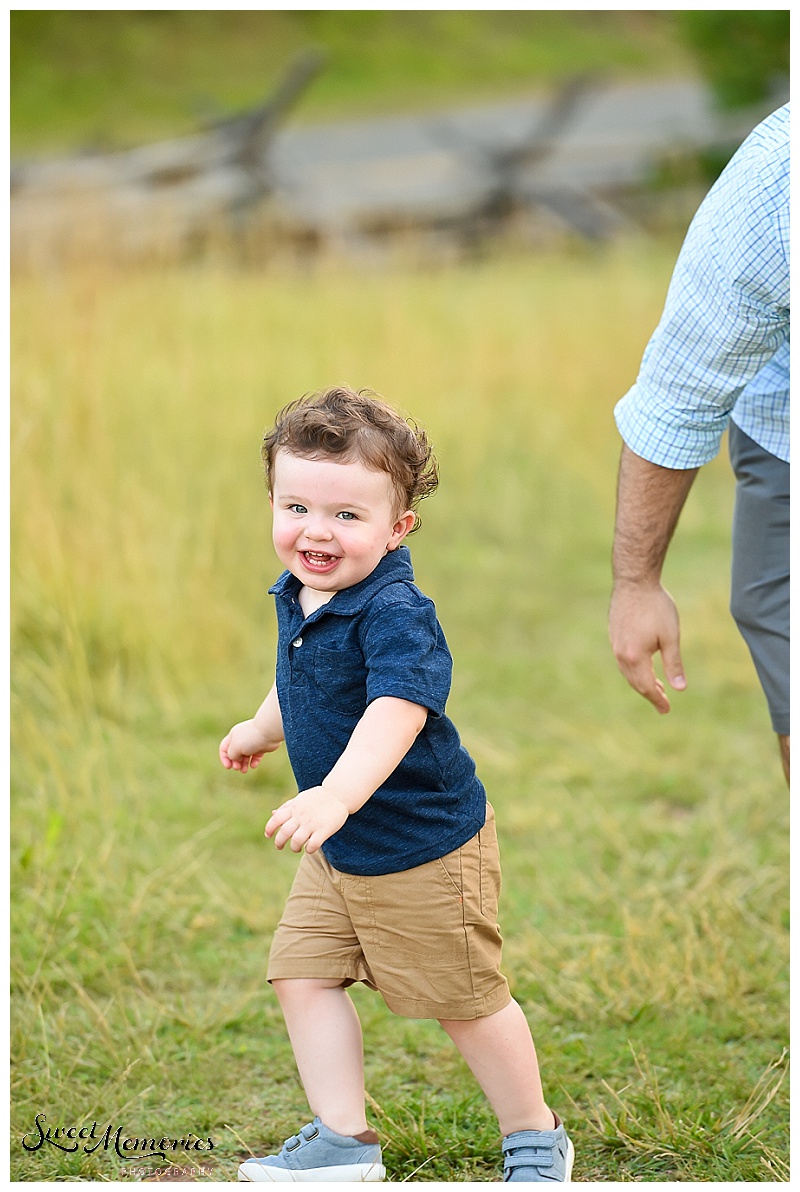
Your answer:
[292,637,303,648]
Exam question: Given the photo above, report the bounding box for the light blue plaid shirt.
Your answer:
[615,103,789,466]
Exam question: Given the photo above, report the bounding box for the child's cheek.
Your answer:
[272,520,295,557]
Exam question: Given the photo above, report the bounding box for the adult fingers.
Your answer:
[661,639,687,692]
[618,652,671,715]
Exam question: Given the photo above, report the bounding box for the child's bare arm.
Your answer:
[220,683,284,773]
[265,696,428,852]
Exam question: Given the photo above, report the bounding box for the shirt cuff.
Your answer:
[365,676,445,718]
[614,385,728,469]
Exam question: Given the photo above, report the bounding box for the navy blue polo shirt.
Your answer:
[269,546,486,876]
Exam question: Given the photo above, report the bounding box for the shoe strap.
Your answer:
[503,1132,558,1172]
[503,1130,557,1151]
[504,1150,555,1171]
[282,1122,320,1152]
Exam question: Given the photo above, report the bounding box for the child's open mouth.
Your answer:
[301,550,340,573]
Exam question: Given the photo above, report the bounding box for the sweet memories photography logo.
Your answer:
[22,1114,215,1163]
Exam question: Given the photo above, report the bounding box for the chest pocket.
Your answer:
[314,645,368,717]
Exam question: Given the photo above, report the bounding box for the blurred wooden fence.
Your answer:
[11,61,785,266]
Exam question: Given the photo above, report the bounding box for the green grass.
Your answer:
[11,10,695,154]
[11,244,788,1181]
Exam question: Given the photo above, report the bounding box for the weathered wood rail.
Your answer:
[11,64,783,264]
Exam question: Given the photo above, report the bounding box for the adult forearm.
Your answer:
[610,444,699,714]
[612,444,698,587]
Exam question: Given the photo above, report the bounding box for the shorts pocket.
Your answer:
[363,858,466,965]
[478,804,502,920]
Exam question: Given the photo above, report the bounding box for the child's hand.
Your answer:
[265,787,349,854]
[220,720,272,773]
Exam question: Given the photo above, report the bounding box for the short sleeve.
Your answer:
[360,597,452,716]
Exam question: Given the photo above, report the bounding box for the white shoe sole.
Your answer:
[564,1138,575,1182]
[238,1160,386,1182]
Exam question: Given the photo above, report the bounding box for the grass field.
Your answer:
[11,242,788,1181]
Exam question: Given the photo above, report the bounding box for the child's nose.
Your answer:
[304,517,333,541]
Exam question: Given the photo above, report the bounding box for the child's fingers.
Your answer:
[220,734,255,772]
[265,802,294,839]
[288,826,309,852]
[273,817,299,850]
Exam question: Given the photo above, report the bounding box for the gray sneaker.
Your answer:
[502,1117,574,1182]
[237,1118,385,1182]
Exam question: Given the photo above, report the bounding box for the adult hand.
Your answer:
[609,582,686,714]
[265,787,349,853]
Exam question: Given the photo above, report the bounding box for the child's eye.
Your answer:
[337,511,357,521]
[288,504,307,515]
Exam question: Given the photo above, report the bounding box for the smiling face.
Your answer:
[270,449,416,600]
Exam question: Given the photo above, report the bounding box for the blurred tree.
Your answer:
[675,11,789,108]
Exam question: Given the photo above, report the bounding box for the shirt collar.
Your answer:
[269,545,415,616]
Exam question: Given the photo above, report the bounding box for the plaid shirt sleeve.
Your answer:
[615,104,790,468]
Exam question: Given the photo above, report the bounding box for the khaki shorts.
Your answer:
[267,803,511,1020]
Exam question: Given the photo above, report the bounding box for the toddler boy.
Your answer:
[220,386,573,1182]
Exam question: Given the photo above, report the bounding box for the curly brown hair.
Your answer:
[262,387,438,532]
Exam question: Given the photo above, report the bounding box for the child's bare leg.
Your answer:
[272,978,369,1136]
[439,999,554,1135]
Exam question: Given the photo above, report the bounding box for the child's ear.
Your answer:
[387,510,416,549]
[268,491,274,508]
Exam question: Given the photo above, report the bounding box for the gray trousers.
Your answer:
[729,422,790,735]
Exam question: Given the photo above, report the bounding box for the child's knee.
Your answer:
[437,1015,471,1039]
[272,977,346,1006]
